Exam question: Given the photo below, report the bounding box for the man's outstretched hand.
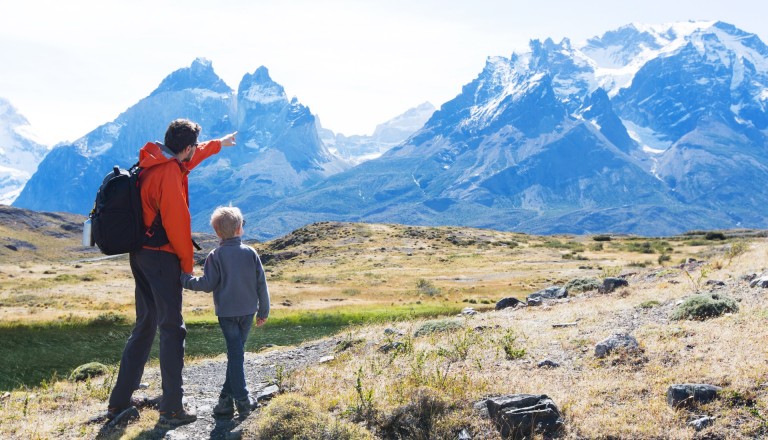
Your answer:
[220,131,237,147]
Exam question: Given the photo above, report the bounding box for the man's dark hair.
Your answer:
[164,119,201,154]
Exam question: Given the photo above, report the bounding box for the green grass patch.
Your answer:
[1,303,470,391]
[639,300,661,309]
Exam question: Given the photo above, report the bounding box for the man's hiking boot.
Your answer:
[158,407,197,427]
[235,395,257,416]
[105,395,150,421]
[213,395,235,417]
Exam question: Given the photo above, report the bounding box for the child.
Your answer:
[180,206,270,417]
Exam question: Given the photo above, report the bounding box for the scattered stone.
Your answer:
[495,297,522,310]
[384,328,402,336]
[1,392,9,400]
[705,280,725,287]
[5,245,17,251]
[667,384,722,408]
[527,297,543,307]
[378,341,406,353]
[106,406,140,428]
[477,394,564,440]
[457,428,471,439]
[689,416,715,431]
[460,307,478,316]
[318,355,335,363]
[552,322,577,328]
[750,277,768,288]
[225,428,243,440]
[537,360,560,368]
[594,333,640,358]
[69,362,109,382]
[527,286,567,302]
[601,277,629,293]
[742,273,758,282]
[256,384,280,402]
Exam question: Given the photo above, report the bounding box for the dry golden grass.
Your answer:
[1,217,766,438]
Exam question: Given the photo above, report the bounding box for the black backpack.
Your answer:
[89,163,168,255]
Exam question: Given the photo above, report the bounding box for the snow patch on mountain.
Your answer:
[243,83,285,104]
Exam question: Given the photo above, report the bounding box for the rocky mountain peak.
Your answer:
[151,58,231,97]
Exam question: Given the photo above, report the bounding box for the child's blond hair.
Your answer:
[210,206,243,239]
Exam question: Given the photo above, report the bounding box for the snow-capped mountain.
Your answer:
[15,22,768,239]
[245,21,768,238]
[318,102,435,165]
[0,98,49,205]
[13,58,347,231]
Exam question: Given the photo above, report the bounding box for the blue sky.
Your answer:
[1,0,767,145]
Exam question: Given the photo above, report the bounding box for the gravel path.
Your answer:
[104,337,340,439]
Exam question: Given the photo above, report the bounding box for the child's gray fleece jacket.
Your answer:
[180,237,270,319]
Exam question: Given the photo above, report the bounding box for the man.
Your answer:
[106,119,237,427]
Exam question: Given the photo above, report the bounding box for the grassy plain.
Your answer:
[1,206,766,438]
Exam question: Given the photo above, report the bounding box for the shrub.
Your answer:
[69,362,108,382]
[414,319,463,337]
[245,393,373,439]
[705,231,727,240]
[564,277,602,293]
[89,312,128,326]
[671,294,739,320]
[593,235,612,242]
[416,279,441,296]
[379,387,455,439]
[639,300,661,309]
[726,240,748,261]
[500,330,527,360]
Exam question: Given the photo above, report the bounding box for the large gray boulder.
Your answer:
[594,333,640,358]
[496,297,523,310]
[526,286,567,303]
[600,277,629,293]
[476,394,563,439]
[667,384,722,408]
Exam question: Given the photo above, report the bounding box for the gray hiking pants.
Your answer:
[108,248,187,413]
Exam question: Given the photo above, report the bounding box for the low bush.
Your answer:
[671,294,739,320]
[68,362,108,382]
[89,312,128,326]
[416,279,441,296]
[245,393,373,440]
[705,231,727,240]
[564,277,602,293]
[414,319,463,337]
[379,387,455,439]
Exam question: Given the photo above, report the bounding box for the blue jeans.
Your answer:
[218,314,254,400]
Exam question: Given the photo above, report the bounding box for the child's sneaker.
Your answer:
[235,395,257,415]
[213,395,235,417]
[158,407,197,427]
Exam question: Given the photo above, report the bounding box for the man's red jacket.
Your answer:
[137,140,222,273]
